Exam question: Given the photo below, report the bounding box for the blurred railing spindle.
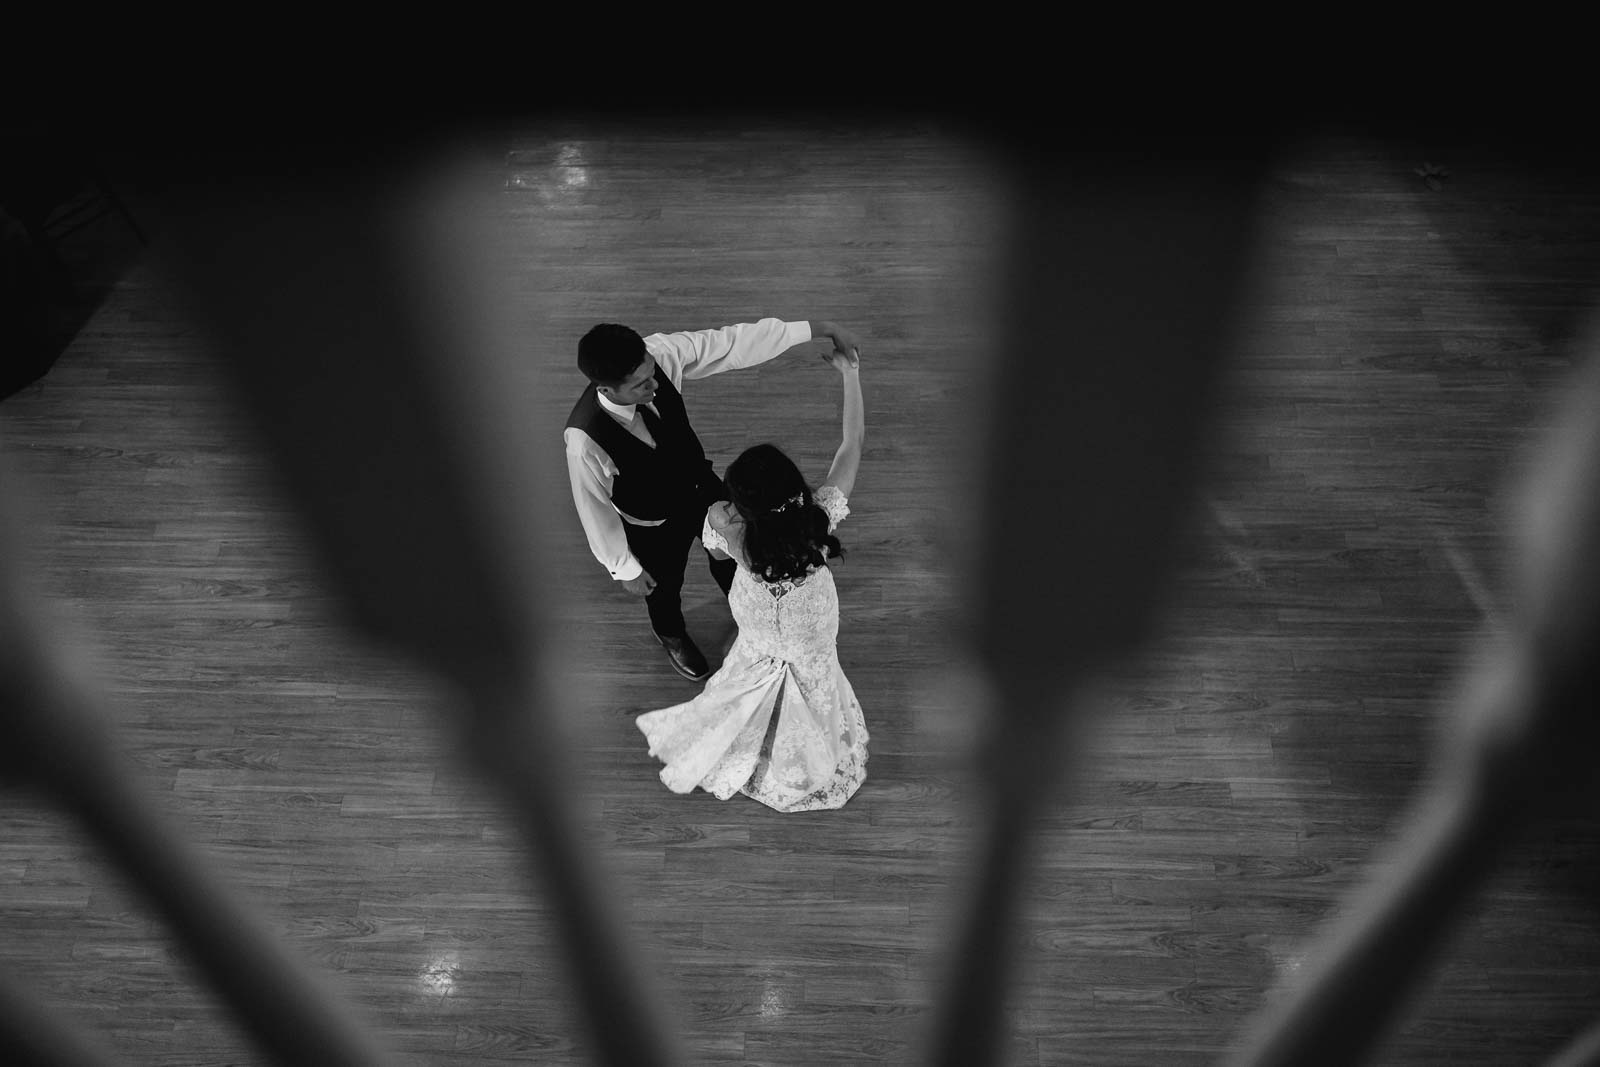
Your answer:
[0,453,393,1066]
[1232,336,1600,1066]
[133,134,684,1066]
[929,141,1273,1065]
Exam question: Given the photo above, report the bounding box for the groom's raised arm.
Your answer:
[644,318,864,385]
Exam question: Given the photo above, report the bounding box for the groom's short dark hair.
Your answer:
[578,324,647,386]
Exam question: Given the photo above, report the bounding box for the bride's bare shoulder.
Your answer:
[707,501,740,530]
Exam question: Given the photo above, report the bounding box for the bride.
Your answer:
[635,345,867,812]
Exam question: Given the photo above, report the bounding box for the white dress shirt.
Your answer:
[564,318,813,581]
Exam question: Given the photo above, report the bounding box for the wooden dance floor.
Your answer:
[3,118,1600,1064]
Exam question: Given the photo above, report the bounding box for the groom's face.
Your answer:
[603,354,658,406]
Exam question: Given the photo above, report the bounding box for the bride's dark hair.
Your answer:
[725,443,844,583]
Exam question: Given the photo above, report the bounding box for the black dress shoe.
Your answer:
[654,631,710,682]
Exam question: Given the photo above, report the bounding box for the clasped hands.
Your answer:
[820,324,863,371]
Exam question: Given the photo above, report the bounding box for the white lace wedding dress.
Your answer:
[635,485,868,812]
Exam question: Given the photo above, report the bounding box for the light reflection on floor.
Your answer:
[418,951,462,998]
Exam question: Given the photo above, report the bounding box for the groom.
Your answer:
[565,317,864,681]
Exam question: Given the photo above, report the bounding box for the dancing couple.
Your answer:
[564,317,868,812]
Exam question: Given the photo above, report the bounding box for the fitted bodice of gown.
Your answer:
[725,561,839,665]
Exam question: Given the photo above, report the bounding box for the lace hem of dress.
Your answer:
[741,740,867,812]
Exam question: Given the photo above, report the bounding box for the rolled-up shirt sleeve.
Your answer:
[564,428,643,581]
[645,318,812,387]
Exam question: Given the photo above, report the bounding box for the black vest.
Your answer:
[565,368,720,522]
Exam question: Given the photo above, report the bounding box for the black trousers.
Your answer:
[623,500,736,638]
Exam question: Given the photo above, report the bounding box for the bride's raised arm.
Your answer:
[821,348,864,499]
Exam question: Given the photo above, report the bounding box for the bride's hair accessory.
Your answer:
[771,492,805,514]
